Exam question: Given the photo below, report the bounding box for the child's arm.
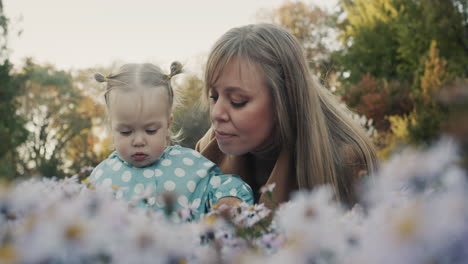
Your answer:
[207,174,254,210]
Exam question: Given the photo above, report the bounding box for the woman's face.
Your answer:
[209,58,275,155]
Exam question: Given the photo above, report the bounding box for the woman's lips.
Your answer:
[215,130,236,141]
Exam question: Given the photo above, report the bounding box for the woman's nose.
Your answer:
[210,99,229,122]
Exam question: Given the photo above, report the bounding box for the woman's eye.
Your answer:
[120,131,132,136]
[146,129,158,135]
[231,101,248,108]
[209,95,218,101]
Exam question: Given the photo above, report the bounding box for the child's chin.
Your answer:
[131,159,156,168]
[132,162,149,168]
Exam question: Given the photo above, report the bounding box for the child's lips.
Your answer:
[132,153,147,161]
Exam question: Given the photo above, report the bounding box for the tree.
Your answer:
[408,41,450,144]
[172,75,210,149]
[66,67,111,174]
[0,0,28,179]
[334,0,403,83]
[15,60,99,177]
[260,1,334,78]
[336,0,467,85]
[343,74,413,131]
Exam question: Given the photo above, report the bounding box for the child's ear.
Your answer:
[168,115,173,128]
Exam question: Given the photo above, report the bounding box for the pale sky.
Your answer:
[5,0,338,74]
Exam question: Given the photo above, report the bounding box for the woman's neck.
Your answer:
[250,143,280,189]
[250,132,281,159]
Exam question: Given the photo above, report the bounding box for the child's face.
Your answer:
[109,90,171,168]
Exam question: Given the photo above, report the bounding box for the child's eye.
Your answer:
[120,131,132,136]
[146,129,158,135]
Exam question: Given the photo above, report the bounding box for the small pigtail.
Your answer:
[167,61,183,80]
[94,72,108,83]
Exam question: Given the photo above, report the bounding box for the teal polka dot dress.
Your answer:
[88,145,254,220]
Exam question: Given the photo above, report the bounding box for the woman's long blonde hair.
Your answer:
[205,24,378,204]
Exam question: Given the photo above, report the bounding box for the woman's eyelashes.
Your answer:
[209,94,248,108]
[209,94,218,101]
[231,100,248,107]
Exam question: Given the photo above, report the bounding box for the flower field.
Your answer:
[1,138,467,264]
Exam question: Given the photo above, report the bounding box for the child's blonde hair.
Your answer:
[95,61,183,143]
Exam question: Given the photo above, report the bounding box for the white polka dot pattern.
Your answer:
[94,169,103,179]
[89,146,254,220]
[183,158,194,166]
[147,197,156,205]
[191,150,201,158]
[192,198,201,208]
[169,149,181,155]
[155,169,163,177]
[174,168,185,177]
[178,195,188,207]
[229,188,237,196]
[164,181,176,191]
[196,170,207,178]
[156,195,165,207]
[112,162,122,171]
[223,178,232,185]
[102,178,112,187]
[161,159,172,166]
[143,169,154,178]
[187,181,196,192]
[210,176,221,188]
[134,184,144,194]
[121,171,132,182]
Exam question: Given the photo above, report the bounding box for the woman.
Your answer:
[196,23,378,208]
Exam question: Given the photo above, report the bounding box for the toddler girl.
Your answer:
[87,62,253,220]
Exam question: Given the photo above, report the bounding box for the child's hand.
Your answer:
[216,197,242,208]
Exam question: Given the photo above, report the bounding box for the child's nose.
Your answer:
[132,132,146,147]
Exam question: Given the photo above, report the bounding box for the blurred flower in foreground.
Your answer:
[0,138,467,263]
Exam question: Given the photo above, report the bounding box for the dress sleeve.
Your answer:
[207,174,254,207]
[86,161,106,185]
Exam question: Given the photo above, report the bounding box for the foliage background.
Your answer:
[0,0,467,179]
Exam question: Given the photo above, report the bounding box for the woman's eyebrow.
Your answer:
[224,86,243,92]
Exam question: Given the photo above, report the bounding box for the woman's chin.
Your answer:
[217,142,247,156]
